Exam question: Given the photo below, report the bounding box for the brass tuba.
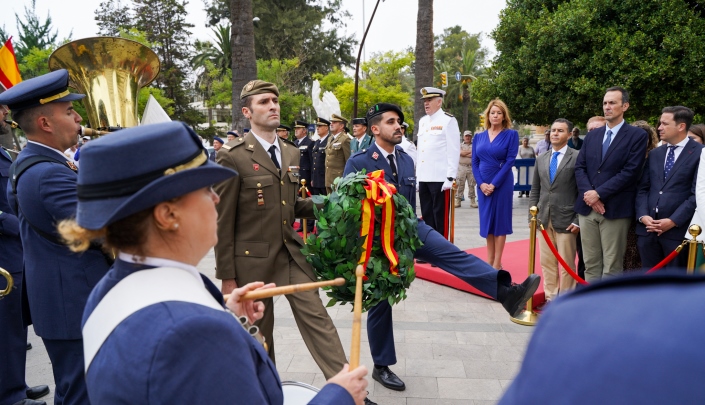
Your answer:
[0,267,13,298]
[48,37,160,130]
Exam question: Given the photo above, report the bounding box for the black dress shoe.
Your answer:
[364,397,378,405]
[12,399,46,405]
[26,342,32,350]
[26,385,50,400]
[498,274,541,317]
[416,259,428,264]
[372,366,406,391]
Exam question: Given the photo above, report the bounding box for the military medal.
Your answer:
[253,164,259,171]
[66,161,78,171]
[372,152,379,160]
[257,189,264,206]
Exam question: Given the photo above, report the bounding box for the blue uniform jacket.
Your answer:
[83,260,353,404]
[311,135,329,188]
[296,136,315,186]
[0,149,22,274]
[7,142,110,339]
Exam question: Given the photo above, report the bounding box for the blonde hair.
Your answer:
[58,220,107,253]
[483,99,512,130]
[631,120,659,155]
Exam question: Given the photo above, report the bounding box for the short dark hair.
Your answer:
[661,106,694,132]
[605,86,629,104]
[13,104,52,135]
[242,95,253,111]
[552,118,574,132]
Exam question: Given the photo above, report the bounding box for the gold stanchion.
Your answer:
[349,265,364,369]
[300,179,309,243]
[0,267,13,298]
[449,180,457,243]
[686,224,702,274]
[510,206,539,326]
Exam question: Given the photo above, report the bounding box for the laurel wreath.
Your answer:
[302,170,422,311]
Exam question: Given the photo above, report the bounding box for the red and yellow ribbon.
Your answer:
[359,170,400,276]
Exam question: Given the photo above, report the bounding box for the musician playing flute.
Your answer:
[58,121,368,404]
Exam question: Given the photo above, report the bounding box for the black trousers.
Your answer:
[419,181,447,235]
[637,233,687,269]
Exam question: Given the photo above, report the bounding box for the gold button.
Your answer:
[245,250,250,255]
[282,200,286,205]
[281,181,284,185]
[283,239,287,243]
[257,182,262,187]
[283,220,287,224]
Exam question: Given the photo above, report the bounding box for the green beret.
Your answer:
[240,80,279,99]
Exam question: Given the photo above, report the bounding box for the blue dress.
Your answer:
[472,129,519,237]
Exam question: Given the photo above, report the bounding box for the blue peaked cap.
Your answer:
[0,69,85,112]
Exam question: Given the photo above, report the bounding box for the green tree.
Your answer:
[11,0,62,61]
[486,0,705,125]
[95,0,133,36]
[192,24,232,74]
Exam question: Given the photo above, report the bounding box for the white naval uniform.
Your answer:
[416,108,460,182]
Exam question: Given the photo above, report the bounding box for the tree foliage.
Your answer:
[95,0,133,36]
[3,0,63,61]
[485,0,705,125]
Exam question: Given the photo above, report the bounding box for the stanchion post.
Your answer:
[510,206,539,326]
[300,179,308,243]
[449,180,457,243]
[686,224,702,274]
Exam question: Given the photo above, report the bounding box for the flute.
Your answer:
[223,277,345,302]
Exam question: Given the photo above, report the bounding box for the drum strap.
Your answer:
[82,267,224,372]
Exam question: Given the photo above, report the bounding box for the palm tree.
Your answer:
[230,0,257,132]
[458,49,482,131]
[191,24,232,74]
[414,0,434,139]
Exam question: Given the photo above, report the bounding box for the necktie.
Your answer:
[664,145,677,179]
[601,129,613,159]
[549,151,560,183]
[268,145,280,170]
[387,154,398,183]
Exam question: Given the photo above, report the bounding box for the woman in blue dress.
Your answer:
[472,99,519,269]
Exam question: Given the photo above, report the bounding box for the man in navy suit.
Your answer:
[0,70,111,405]
[344,103,539,392]
[310,117,330,196]
[636,106,703,268]
[574,87,648,281]
[294,120,315,232]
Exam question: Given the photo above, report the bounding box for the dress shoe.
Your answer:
[364,397,378,405]
[416,259,428,264]
[12,399,46,405]
[26,342,32,350]
[498,274,540,317]
[372,366,406,391]
[26,385,50,400]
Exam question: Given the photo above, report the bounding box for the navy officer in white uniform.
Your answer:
[57,121,368,404]
[344,103,540,393]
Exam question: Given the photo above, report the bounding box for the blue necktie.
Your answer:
[664,145,677,179]
[602,129,613,159]
[549,151,560,183]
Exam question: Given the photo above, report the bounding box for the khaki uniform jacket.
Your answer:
[324,132,352,188]
[214,133,315,287]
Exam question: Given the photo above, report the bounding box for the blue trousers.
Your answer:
[637,233,686,270]
[367,220,506,366]
[43,338,88,405]
[0,271,28,405]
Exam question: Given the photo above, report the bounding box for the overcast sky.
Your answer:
[1,0,505,60]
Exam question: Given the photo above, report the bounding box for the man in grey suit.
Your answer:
[529,119,580,302]
[636,106,703,268]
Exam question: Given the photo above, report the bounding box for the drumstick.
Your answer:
[223,277,346,302]
[349,265,364,370]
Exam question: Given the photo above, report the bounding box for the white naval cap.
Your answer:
[420,87,446,99]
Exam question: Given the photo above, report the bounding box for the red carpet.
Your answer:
[415,239,549,309]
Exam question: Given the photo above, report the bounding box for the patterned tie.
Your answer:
[268,145,280,170]
[601,129,613,159]
[387,154,398,183]
[549,151,560,183]
[664,145,678,179]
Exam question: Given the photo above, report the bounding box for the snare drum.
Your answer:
[282,381,320,405]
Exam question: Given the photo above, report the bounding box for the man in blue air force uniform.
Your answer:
[0,70,111,405]
[343,103,540,392]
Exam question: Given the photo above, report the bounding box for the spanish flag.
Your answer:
[0,37,22,90]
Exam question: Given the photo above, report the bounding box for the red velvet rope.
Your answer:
[539,228,589,285]
[645,249,681,274]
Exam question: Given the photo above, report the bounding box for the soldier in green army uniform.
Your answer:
[324,113,352,193]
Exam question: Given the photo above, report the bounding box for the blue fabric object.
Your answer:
[83,260,353,404]
[75,121,237,230]
[663,145,677,179]
[500,273,705,404]
[601,129,613,160]
[549,151,560,183]
[43,338,88,404]
[213,136,224,144]
[471,129,519,237]
[0,69,84,112]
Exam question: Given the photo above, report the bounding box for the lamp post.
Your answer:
[352,0,383,118]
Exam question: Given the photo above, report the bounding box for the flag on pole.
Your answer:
[0,37,22,90]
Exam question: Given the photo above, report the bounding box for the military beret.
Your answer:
[366,103,405,124]
[213,136,224,144]
[0,69,85,112]
[420,87,446,99]
[226,131,238,137]
[352,118,367,126]
[240,80,279,99]
[243,128,250,133]
[315,117,331,126]
[330,114,348,124]
[294,120,309,128]
[277,125,291,131]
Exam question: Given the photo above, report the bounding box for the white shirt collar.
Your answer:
[374,141,397,160]
[669,136,690,148]
[605,119,625,135]
[28,140,71,161]
[118,252,204,287]
[430,108,445,120]
[251,130,279,153]
[551,144,569,155]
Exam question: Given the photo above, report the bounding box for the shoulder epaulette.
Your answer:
[444,112,454,118]
[223,138,246,151]
[281,138,296,147]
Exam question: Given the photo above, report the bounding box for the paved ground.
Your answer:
[26,188,538,404]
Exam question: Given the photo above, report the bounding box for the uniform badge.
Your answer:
[253,164,260,171]
[66,161,78,171]
[257,189,264,206]
[372,152,379,160]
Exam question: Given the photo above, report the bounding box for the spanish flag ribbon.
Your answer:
[359,170,400,276]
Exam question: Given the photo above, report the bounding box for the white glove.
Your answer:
[441,180,453,191]
[416,180,420,192]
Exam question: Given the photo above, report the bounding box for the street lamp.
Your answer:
[352,0,384,118]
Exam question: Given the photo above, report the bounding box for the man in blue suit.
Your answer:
[574,87,648,281]
[0,138,50,405]
[636,106,703,268]
[343,103,540,392]
[0,70,111,405]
